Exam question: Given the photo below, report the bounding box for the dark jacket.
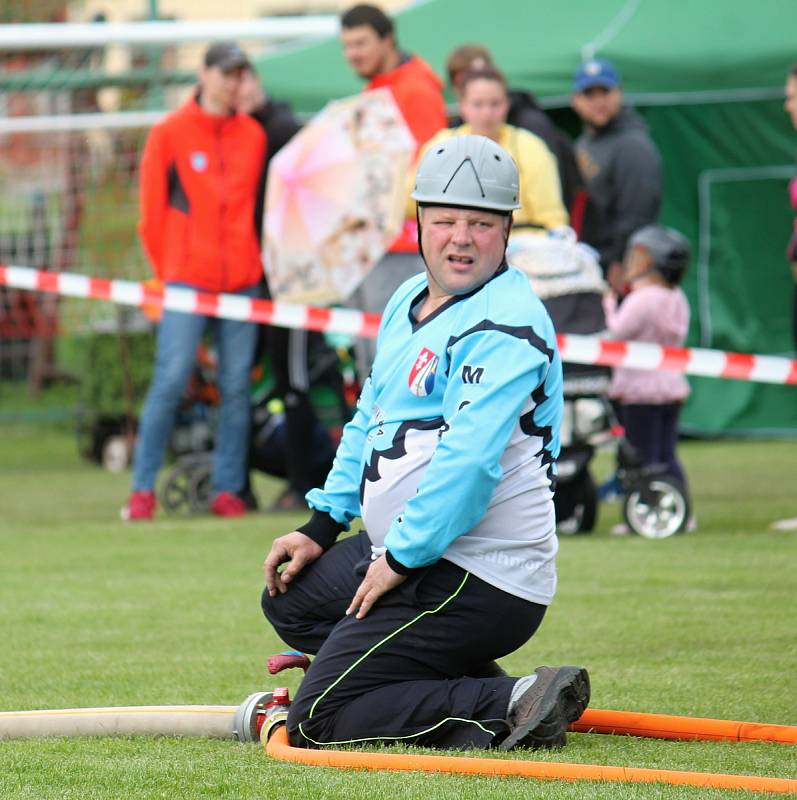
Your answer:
[249,97,302,247]
[507,89,582,211]
[576,106,662,268]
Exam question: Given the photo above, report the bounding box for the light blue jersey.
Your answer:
[307,264,563,605]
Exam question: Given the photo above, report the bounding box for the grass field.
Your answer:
[1,424,795,799]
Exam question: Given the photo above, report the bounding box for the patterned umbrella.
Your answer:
[264,88,415,304]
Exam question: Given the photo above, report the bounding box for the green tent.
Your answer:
[256,0,797,436]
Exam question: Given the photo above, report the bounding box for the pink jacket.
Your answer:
[603,284,691,404]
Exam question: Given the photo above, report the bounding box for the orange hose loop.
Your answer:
[572,708,797,744]
[265,725,796,794]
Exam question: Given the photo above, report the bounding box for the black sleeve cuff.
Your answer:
[297,510,346,552]
[385,549,423,576]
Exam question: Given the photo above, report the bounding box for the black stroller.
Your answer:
[556,388,691,538]
[508,230,690,538]
[158,336,354,515]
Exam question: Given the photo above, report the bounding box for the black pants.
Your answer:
[621,402,687,493]
[261,532,546,749]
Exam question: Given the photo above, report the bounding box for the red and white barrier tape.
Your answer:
[0,264,381,340]
[2,265,796,386]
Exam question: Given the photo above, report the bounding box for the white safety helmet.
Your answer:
[411,134,521,213]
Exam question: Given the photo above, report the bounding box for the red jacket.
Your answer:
[366,54,446,153]
[138,96,267,292]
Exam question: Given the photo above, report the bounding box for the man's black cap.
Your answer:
[204,41,250,72]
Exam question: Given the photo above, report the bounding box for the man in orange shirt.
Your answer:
[339,4,447,375]
[340,3,446,153]
[122,42,266,521]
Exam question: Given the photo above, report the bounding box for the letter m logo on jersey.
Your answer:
[408,347,439,397]
[462,365,485,384]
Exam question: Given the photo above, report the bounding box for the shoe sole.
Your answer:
[500,666,590,751]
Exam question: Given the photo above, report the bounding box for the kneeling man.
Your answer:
[262,135,589,751]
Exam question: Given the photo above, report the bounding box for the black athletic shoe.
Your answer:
[500,665,590,751]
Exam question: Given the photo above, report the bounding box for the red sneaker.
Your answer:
[121,490,156,521]
[211,491,247,518]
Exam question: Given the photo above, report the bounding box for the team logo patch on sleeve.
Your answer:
[408,347,439,397]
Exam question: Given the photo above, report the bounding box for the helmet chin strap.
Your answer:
[415,204,425,263]
[504,213,514,252]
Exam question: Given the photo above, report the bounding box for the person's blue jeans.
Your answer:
[132,282,261,495]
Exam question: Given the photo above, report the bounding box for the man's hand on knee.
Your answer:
[264,532,323,597]
[346,555,406,619]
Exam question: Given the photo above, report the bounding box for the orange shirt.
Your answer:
[366,54,447,153]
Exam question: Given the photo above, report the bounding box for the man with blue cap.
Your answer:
[571,57,662,293]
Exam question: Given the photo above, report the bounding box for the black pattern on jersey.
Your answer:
[359,417,445,503]
[444,320,554,376]
[520,383,557,491]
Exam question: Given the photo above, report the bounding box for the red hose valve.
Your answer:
[273,687,291,706]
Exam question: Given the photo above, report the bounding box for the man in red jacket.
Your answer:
[122,42,267,521]
[340,4,447,375]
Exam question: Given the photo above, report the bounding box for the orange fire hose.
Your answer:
[265,710,797,795]
[573,708,797,744]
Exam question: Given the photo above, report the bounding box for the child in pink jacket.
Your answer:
[603,225,691,501]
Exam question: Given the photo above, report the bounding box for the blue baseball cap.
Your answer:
[572,58,620,92]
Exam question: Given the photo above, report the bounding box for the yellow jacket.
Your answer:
[407,124,568,230]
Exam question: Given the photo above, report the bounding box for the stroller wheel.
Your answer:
[159,454,211,514]
[160,466,193,514]
[188,462,213,514]
[623,477,689,539]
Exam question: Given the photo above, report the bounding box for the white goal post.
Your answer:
[0,16,339,50]
[0,14,339,364]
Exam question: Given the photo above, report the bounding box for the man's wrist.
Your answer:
[296,510,346,552]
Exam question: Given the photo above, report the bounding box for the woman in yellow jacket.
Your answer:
[408,66,568,231]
